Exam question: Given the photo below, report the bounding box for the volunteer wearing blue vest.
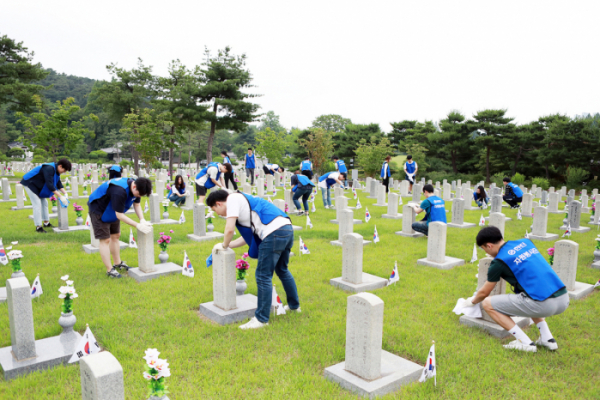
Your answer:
[263,163,284,176]
[410,184,446,236]
[381,156,391,193]
[167,175,187,207]
[291,170,316,215]
[460,227,568,352]
[88,177,153,278]
[300,157,313,180]
[21,159,72,233]
[108,165,122,180]
[206,190,300,330]
[332,156,347,187]
[404,155,418,194]
[503,177,523,208]
[245,148,256,185]
[195,162,231,204]
[473,185,489,208]
[318,171,347,209]
[221,150,238,191]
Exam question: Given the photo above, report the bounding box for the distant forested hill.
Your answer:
[38,68,96,107]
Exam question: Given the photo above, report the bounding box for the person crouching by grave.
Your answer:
[262,163,284,176]
[318,171,347,209]
[168,175,187,207]
[108,165,122,179]
[409,184,446,236]
[503,177,523,209]
[88,177,153,278]
[291,170,315,216]
[474,185,489,208]
[195,162,231,205]
[459,226,568,352]
[221,150,238,191]
[300,157,313,180]
[206,189,301,329]
[381,156,392,193]
[20,158,72,233]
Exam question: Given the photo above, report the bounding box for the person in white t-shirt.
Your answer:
[263,163,284,176]
[206,190,301,330]
[317,171,346,208]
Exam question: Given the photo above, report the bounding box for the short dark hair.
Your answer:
[134,177,152,196]
[333,156,339,160]
[423,184,434,193]
[206,190,230,207]
[385,156,391,161]
[340,172,347,179]
[476,226,504,247]
[279,167,285,173]
[221,150,228,157]
[248,148,253,151]
[406,155,412,160]
[304,157,309,160]
[222,163,233,173]
[295,170,301,174]
[57,158,72,172]
[503,177,511,183]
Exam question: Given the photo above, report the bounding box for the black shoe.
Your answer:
[43,222,54,228]
[36,226,47,233]
[113,261,130,271]
[107,268,122,278]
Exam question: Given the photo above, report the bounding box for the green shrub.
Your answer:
[32,155,46,163]
[566,167,589,189]
[531,177,549,190]
[89,153,98,160]
[7,148,25,158]
[512,173,525,185]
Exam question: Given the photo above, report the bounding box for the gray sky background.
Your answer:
[2,0,599,132]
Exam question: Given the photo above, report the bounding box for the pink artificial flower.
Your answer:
[242,252,249,259]
[160,232,164,235]
[547,247,554,256]
[157,239,163,244]
[169,230,174,233]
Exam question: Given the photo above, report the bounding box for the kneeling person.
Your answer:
[88,177,153,278]
[503,177,523,209]
[207,190,300,329]
[410,184,446,236]
[460,227,568,352]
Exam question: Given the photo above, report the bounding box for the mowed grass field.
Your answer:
[0,174,599,399]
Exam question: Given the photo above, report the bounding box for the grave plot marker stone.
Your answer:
[53,203,90,233]
[528,206,559,241]
[11,183,33,210]
[324,293,422,398]
[400,180,409,197]
[448,198,476,228]
[363,177,372,193]
[409,184,422,204]
[199,246,257,325]
[128,224,182,283]
[331,209,371,247]
[187,203,224,242]
[256,178,265,198]
[581,194,590,213]
[80,351,125,400]
[242,183,252,195]
[83,220,128,254]
[459,257,532,338]
[417,222,465,269]
[521,193,533,217]
[367,180,377,199]
[443,183,452,201]
[548,192,562,214]
[330,233,388,292]
[148,193,178,226]
[180,189,194,211]
[486,195,511,221]
[488,213,506,237]
[373,184,388,207]
[382,193,403,219]
[71,177,81,199]
[331,196,362,225]
[395,204,424,237]
[552,240,594,299]
[559,200,589,233]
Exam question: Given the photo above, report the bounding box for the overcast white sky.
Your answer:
[2,1,599,132]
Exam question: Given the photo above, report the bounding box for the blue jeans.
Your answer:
[255,225,299,323]
[293,187,312,211]
[169,193,186,206]
[412,221,428,236]
[320,187,332,207]
[475,198,489,207]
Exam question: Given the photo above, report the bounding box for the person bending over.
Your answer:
[409,184,446,236]
[262,163,284,176]
[221,150,238,191]
[459,226,568,352]
[291,170,315,215]
[317,171,346,209]
[195,162,231,204]
[503,177,523,209]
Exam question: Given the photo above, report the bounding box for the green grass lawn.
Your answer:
[0,178,599,399]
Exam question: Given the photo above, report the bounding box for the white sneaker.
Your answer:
[503,339,537,352]
[239,317,268,330]
[284,305,301,313]
[535,337,558,351]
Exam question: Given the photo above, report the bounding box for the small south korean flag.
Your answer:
[85,214,91,227]
[525,229,530,239]
[594,279,600,289]
[419,342,436,386]
[399,195,403,206]
[0,238,8,265]
[31,274,43,298]
[470,243,478,263]
[365,208,371,223]
[69,324,101,363]
[388,261,399,285]
[272,285,286,315]
[306,215,313,229]
[479,214,485,226]
[311,202,316,213]
[129,229,137,248]
[352,188,357,200]
[144,201,149,213]
[182,250,194,277]
[517,208,522,220]
[179,211,186,224]
[299,237,310,255]
[562,223,571,238]
[268,197,273,204]
[356,198,362,209]
[373,225,380,243]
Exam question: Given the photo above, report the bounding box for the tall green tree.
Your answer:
[311,114,351,133]
[355,136,394,177]
[255,127,286,163]
[0,35,49,113]
[259,111,285,133]
[334,123,383,162]
[16,97,98,162]
[436,111,472,174]
[120,108,171,170]
[297,128,333,174]
[195,47,260,162]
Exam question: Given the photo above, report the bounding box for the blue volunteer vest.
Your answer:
[292,174,315,192]
[235,193,290,259]
[88,178,136,223]
[335,160,347,173]
[508,182,523,198]
[196,163,221,189]
[301,160,312,171]
[405,161,416,174]
[167,184,186,198]
[245,154,256,168]
[319,172,338,188]
[425,196,447,224]
[109,165,122,173]
[380,162,390,178]
[496,239,565,301]
[22,162,60,198]
[223,156,234,172]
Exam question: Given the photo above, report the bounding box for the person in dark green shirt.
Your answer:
[459,227,569,353]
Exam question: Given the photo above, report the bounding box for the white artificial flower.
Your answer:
[59,286,69,294]
[61,275,69,281]
[66,280,74,286]
[143,371,153,380]
[65,287,76,295]
[71,293,79,299]
[58,294,66,299]
[157,367,171,379]
[11,241,18,245]
[7,250,23,260]
[143,348,160,365]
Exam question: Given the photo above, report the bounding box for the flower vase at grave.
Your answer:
[207,218,214,232]
[158,251,169,264]
[76,216,84,226]
[58,311,77,338]
[162,201,170,219]
[236,280,247,296]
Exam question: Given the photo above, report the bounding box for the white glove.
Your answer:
[461,297,475,308]
[57,194,69,207]
[137,222,152,234]
[63,192,69,199]
[139,218,148,225]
